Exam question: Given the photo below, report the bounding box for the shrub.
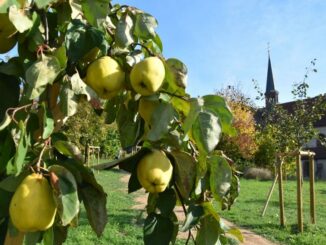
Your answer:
[243,167,273,181]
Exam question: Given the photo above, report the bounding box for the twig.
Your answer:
[36,138,50,172]
[108,4,130,16]
[41,10,49,45]
[188,141,199,158]
[131,42,155,57]
[161,91,189,102]
[6,102,36,124]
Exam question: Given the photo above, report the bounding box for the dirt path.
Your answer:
[120,174,279,245]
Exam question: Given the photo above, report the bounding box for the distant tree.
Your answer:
[216,86,258,168]
[62,99,120,159]
[254,129,277,170]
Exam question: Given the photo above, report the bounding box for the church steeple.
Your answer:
[265,54,278,109]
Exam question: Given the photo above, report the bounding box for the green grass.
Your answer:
[64,169,189,245]
[65,169,144,245]
[220,179,326,245]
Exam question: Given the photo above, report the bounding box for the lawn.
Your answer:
[64,169,190,245]
[63,170,326,245]
[220,178,326,245]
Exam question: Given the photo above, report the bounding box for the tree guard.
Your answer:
[262,150,316,232]
[85,144,100,168]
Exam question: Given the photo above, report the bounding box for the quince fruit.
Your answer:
[130,57,165,96]
[9,173,57,232]
[0,13,17,54]
[137,150,173,193]
[85,56,125,99]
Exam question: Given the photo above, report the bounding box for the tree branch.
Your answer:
[131,42,155,57]
[41,10,49,45]
[161,91,189,102]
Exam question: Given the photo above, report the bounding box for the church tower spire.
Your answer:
[265,53,279,109]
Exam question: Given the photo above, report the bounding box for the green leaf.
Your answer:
[13,121,30,175]
[53,225,68,245]
[192,111,221,154]
[115,14,134,48]
[170,150,196,200]
[196,215,221,245]
[70,72,95,101]
[43,227,54,245]
[143,34,163,55]
[144,213,176,245]
[0,57,24,77]
[0,131,15,174]
[41,102,54,139]
[0,112,12,131]
[162,58,187,96]
[49,165,79,226]
[203,95,236,136]
[8,5,33,33]
[34,0,56,8]
[25,55,61,100]
[79,183,107,237]
[0,172,28,192]
[69,0,82,19]
[227,228,244,243]
[134,12,157,39]
[0,73,20,122]
[208,155,232,205]
[118,147,152,173]
[65,19,108,63]
[59,82,78,117]
[147,102,176,142]
[47,158,107,237]
[0,218,8,245]
[156,189,176,217]
[224,173,240,210]
[116,102,141,148]
[182,97,203,134]
[24,231,42,245]
[53,140,82,161]
[0,189,12,219]
[53,46,68,69]
[104,97,120,124]
[128,171,142,193]
[21,12,44,54]
[0,0,21,13]
[153,34,163,52]
[219,235,240,245]
[82,0,110,27]
[180,204,204,232]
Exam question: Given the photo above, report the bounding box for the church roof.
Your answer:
[265,55,276,93]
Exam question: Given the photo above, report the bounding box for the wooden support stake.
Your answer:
[261,173,278,217]
[277,158,285,227]
[296,154,304,232]
[309,155,316,224]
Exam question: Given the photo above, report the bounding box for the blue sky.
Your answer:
[2,1,325,107]
[117,0,326,106]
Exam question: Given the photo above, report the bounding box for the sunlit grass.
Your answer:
[221,179,326,245]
